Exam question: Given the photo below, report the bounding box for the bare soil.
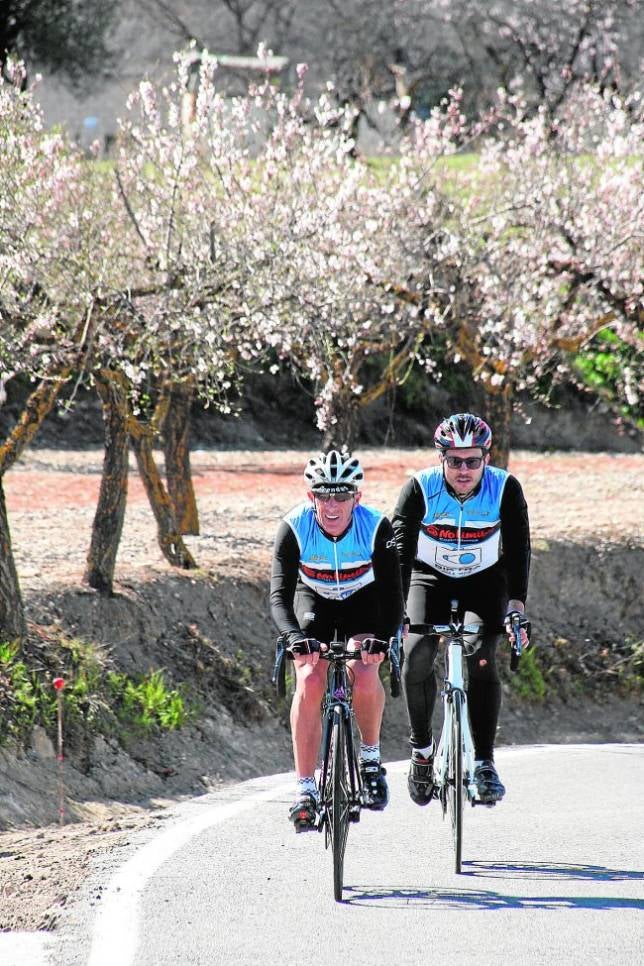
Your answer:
[1,447,642,932]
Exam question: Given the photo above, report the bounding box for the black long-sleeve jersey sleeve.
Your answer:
[392,473,531,603]
[270,516,404,644]
[270,521,303,643]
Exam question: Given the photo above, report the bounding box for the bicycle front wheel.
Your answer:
[447,690,464,873]
[331,708,350,901]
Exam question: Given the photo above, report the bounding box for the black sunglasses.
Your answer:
[313,491,355,503]
[443,455,484,469]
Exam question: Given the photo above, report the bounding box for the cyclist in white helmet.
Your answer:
[271,449,404,831]
[392,413,531,806]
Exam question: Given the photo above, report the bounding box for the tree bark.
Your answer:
[0,478,26,640]
[482,386,513,469]
[0,373,70,640]
[321,391,361,451]
[0,374,69,476]
[162,385,199,535]
[130,431,197,569]
[84,375,130,594]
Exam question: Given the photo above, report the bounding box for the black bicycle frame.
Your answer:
[318,657,361,819]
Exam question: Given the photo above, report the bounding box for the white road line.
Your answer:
[87,778,292,966]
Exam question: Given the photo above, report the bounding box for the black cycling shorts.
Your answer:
[407,564,508,632]
[294,585,385,644]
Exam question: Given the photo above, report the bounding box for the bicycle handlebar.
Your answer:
[289,637,391,659]
[409,622,484,637]
[271,634,402,697]
[505,612,531,672]
[408,611,531,674]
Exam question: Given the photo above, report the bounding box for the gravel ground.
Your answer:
[6,448,643,589]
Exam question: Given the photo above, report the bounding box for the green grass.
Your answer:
[509,648,547,702]
[614,638,644,693]
[0,637,191,749]
[0,641,42,743]
[573,329,644,429]
[107,669,189,733]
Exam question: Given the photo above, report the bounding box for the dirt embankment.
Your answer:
[0,448,642,931]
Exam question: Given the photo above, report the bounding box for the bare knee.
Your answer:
[293,665,326,706]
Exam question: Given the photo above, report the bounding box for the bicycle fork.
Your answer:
[434,642,477,802]
[318,702,361,828]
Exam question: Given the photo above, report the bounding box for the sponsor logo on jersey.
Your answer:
[300,563,372,583]
[435,547,483,567]
[423,521,500,543]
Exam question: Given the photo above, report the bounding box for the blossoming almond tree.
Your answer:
[450,84,643,463]
[439,0,641,118]
[108,51,278,552]
[0,63,129,629]
[0,58,208,603]
[235,78,474,448]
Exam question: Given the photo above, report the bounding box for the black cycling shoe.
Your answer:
[474,760,506,804]
[360,761,389,810]
[407,749,435,806]
[288,794,318,832]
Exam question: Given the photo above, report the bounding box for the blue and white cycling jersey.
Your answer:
[415,466,508,578]
[285,502,384,601]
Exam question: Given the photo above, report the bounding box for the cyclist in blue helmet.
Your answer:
[392,413,531,806]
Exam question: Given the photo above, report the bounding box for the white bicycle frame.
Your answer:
[433,632,479,802]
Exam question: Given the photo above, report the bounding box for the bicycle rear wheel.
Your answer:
[447,691,464,873]
[330,708,350,901]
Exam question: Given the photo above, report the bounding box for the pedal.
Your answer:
[290,801,318,831]
[294,819,317,832]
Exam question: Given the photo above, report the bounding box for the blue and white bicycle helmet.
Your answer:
[434,413,492,451]
[303,450,364,492]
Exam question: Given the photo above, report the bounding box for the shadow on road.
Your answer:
[343,885,644,911]
[463,860,644,882]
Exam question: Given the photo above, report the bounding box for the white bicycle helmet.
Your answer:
[303,450,364,491]
[434,413,492,451]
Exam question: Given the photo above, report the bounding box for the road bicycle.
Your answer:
[273,633,401,901]
[410,601,528,874]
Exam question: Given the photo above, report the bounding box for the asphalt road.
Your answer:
[8,744,644,966]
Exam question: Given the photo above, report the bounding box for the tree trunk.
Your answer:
[131,433,197,569]
[321,393,361,451]
[0,373,69,640]
[84,376,130,594]
[0,374,69,476]
[0,478,26,640]
[482,386,513,469]
[163,385,199,535]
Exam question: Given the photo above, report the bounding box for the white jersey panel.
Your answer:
[285,502,383,601]
[414,466,508,578]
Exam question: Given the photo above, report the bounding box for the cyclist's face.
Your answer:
[309,490,361,536]
[440,447,489,496]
